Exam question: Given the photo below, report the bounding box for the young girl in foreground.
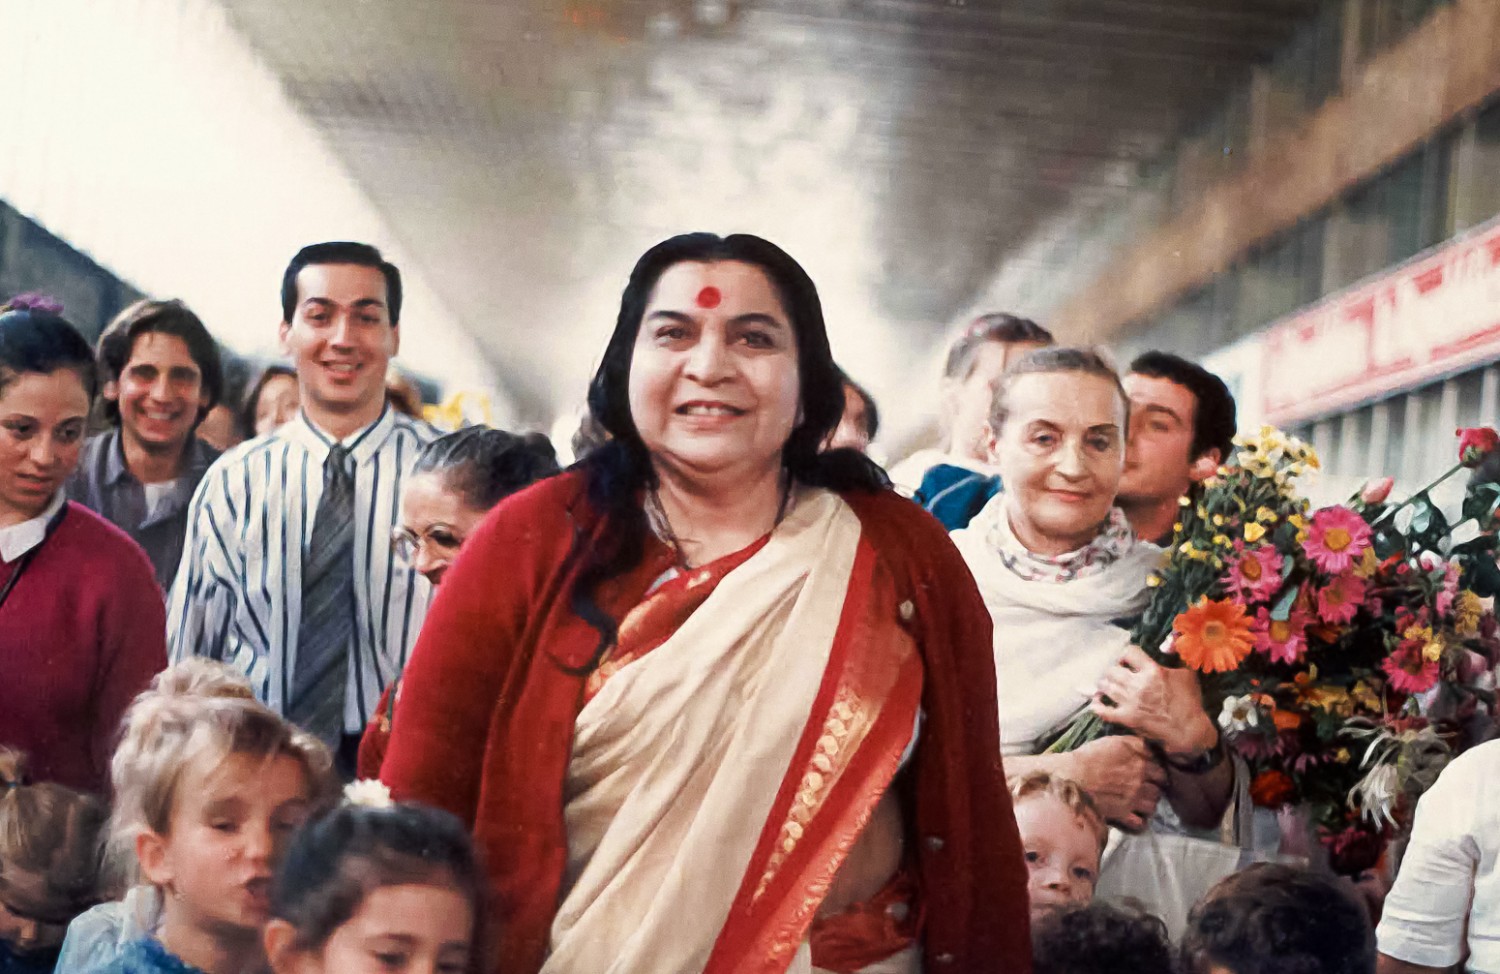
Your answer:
[94,665,333,974]
[263,789,485,974]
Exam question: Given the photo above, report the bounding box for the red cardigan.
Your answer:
[382,473,1031,973]
[0,502,166,794]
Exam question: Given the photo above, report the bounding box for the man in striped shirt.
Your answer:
[168,242,436,771]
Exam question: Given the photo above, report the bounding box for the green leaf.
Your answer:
[1270,583,1300,622]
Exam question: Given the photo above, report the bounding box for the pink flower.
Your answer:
[1383,644,1441,694]
[1225,544,1286,603]
[1305,507,1373,574]
[1437,589,1456,618]
[1316,573,1368,625]
[1254,605,1310,664]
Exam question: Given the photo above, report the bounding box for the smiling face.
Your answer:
[271,882,475,974]
[1014,794,1102,921]
[987,369,1126,555]
[627,260,801,486]
[0,370,91,527]
[279,264,398,427]
[106,331,209,457]
[138,752,313,942]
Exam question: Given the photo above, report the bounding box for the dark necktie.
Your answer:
[290,444,356,746]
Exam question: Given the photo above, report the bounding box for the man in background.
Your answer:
[67,299,223,590]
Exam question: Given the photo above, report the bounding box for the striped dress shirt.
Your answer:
[167,406,437,732]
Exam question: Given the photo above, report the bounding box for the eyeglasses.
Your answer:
[391,524,465,564]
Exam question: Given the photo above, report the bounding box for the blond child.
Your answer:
[263,783,485,974]
[1009,771,1110,922]
[79,661,334,974]
[0,748,108,974]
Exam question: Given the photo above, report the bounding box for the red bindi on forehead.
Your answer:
[695,286,722,310]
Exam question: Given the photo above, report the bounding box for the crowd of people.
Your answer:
[0,231,1492,974]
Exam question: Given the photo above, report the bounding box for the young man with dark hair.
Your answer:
[1117,350,1237,544]
[890,313,1053,529]
[168,242,435,774]
[66,298,225,589]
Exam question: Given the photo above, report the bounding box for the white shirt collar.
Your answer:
[0,491,65,563]
[280,404,396,466]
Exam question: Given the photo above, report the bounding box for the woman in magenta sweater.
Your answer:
[0,300,165,795]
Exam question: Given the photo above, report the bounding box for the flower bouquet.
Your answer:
[1047,425,1500,874]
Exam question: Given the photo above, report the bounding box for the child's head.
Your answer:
[264,796,485,974]
[0,748,107,960]
[1179,863,1375,974]
[1031,900,1172,974]
[109,661,335,944]
[1009,771,1108,920]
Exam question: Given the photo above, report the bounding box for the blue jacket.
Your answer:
[913,463,1003,531]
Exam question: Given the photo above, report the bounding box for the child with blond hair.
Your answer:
[64,660,333,974]
[1009,771,1110,922]
[0,748,108,974]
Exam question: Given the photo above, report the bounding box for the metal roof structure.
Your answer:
[219,0,1326,420]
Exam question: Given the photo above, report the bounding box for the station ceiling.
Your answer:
[219,0,1324,421]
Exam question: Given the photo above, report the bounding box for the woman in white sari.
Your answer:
[952,348,1236,927]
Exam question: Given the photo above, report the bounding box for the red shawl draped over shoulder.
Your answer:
[381,472,1030,973]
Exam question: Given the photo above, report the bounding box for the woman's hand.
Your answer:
[1091,646,1218,758]
[1058,735,1167,832]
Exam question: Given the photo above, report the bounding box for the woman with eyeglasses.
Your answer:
[358,425,560,775]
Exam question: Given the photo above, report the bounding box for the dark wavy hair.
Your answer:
[563,232,887,673]
[1179,864,1375,974]
[1031,901,1172,974]
[0,307,98,401]
[96,299,224,427]
[271,802,485,963]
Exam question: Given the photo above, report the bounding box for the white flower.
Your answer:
[1348,762,1399,828]
[343,779,394,810]
[1218,695,1260,735]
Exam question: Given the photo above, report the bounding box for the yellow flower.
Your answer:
[1403,624,1434,644]
[1197,506,1209,520]
[1423,638,1445,663]
[1146,574,1163,588]
[1173,522,1184,534]
[1213,534,1231,548]
[1354,547,1379,580]
[1179,496,1192,507]
[1244,523,1267,543]
[1455,591,1484,636]
[1352,681,1381,712]
[1334,748,1352,764]
[1213,514,1226,527]
[1256,507,1278,524]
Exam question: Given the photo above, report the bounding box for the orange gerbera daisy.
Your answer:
[1173,597,1256,673]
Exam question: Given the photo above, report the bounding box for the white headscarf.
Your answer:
[953,492,1163,756]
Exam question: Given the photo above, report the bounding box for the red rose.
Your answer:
[1458,427,1500,468]
[1250,769,1296,809]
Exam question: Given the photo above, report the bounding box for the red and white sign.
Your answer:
[1260,217,1500,425]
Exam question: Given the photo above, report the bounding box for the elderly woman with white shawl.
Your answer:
[953,348,1236,920]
